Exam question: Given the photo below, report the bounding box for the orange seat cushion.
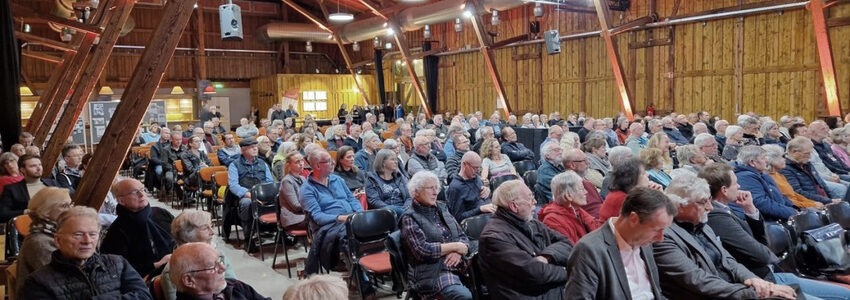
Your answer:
[287,229,308,237]
[358,252,391,274]
[259,213,277,224]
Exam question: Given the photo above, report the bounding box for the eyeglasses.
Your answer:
[66,231,99,240]
[185,256,226,275]
[318,160,335,165]
[567,159,587,163]
[464,162,482,171]
[120,188,145,198]
[59,202,74,209]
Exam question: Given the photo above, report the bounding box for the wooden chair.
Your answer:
[328,150,337,161]
[13,215,32,238]
[320,140,329,149]
[200,166,227,212]
[381,131,395,141]
[209,155,221,166]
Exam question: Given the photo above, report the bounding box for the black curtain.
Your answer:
[374,49,387,105]
[423,41,438,114]
[0,0,21,151]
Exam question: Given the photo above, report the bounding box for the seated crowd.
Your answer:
[5,105,850,299]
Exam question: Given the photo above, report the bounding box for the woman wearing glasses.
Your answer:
[161,210,237,300]
[14,187,74,297]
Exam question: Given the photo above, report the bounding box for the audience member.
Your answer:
[599,157,655,221]
[14,187,73,296]
[236,118,259,138]
[365,149,411,215]
[779,137,839,205]
[562,148,605,217]
[534,142,565,206]
[539,171,602,244]
[354,131,380,173]
[226,137,274,249]
[21,207,151,299]
[733,146,797,221]
[407,136,447,181]
[762,144,823,209]
[444,134,470,185]
[54,144,84,191]
[169,243,269,300]
[445,151,495,222]
[582,138,610,189]
[283,275,347,300]
[278,151,307,230]
[0,155,58,223]
[499,127,535,162]
[333,146,367,193]
[0,152,23,196]
[565,187,674,299]
[479,137,517,185]
[344,124,363,152]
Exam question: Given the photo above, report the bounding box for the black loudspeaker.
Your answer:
[219,4,243,41]
[529,21,540,34]
[544,30,561,55]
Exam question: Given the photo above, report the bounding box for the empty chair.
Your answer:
[522,170,538,190]
[826,202,850,229]
[461,214,491,255]
[789,209,827,233]
[512,160,538,177]
[346,208,397,298]
[489,174,520,191]
[249,182,280,259]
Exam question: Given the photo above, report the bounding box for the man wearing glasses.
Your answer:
[21,206,151,299]
[170,243,269,300]
[102,178,176,279]
[562,149,605,218]
[227,137,274,251]
[445,151,495,223]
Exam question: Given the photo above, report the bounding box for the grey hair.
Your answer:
[477,126,494,140]
[786,136,813,153]
[541,141,562,161]
[608,146,633,168]
[762,144,785,163]
[665,171,711,204]
[171,210,212,245]
[738,115,758,128]
[551,171,584,204]
[373,149,398,175]
[676,144,701,165]
[407,170,440,196]
[760,120,779,137]
[714,119,729,131]
[694,133,715,147]
[283,275,348,300]
[736,145,765,165]
[725,125,743,138]
[383,138,399,149]
[361,131,379,144]
[276,141,297,157]
[491,180,527,208]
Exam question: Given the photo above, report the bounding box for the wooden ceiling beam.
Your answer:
[15,31,77,53]
[10,1,103,35]
[810,0,841,116]
[387,21,431,118]
[73,0,196,209]
[41,0,135,174]
[281,0,333,33]
[468,0,511,118]
[22,50,63,64]
[593,0,634,120]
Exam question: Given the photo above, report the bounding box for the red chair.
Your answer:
[358,193,368,210]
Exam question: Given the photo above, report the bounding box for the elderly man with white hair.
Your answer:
[407,135,447,182]
[170,243,269,300]
[478,180,573,299]
[235,118,258,138]
[534,142,566,206]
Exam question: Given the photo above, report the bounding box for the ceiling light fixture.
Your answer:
[423,24,431,39]
[491,10,500,25]
[328,0,354,22]
[352,41,360,51]
[20,86,34,96]
[171,86,185,95]
[203,85,217,94]
[533,3,544,17]
[454,18,463,32]
[305,41,313,52]
[99,86,114,95]
[373,36,381,48]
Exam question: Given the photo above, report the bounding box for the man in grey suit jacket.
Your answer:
[655,172,797,299]
[566,187,674,300]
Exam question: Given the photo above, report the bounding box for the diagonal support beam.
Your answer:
[73,0,196,209]
[281,0,333,33]
[30,34,97,146]
[10,2,103,35]
[810,0,842,116]
[335,36,372,106]
[41,0,135,174]
[356,0,389,20]
[468,1,512,118]
[15,32,78,53]
[593,0,634,120]
[388,22,432,118]
[22,50,63,64]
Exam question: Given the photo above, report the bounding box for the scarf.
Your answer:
[585,153,611,177]
[30,218,58,236]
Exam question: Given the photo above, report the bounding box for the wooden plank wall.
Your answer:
[250,74,378,120]
[434,0,850,122]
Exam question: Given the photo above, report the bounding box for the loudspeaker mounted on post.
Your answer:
[544,30,561,55]
[219,3,243,41]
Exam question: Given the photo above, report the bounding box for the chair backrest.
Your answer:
[827,202,850,229]
[347,209,397,257]
[490,174,520,191]
[209,155,221,166]
[513,160,538,176]
[461,214,491,240]
[5,219,21,260]
[200,166,227,182]
[790,209,827,233]
[469,253,489,300]
[765,221,794,258]
[213,171,228,187]
[174,160,184,174]
[385,231,409,296]
[151,275,164,300]
[251,182,279,207]
[328,150,337,161]
[522,170,538,190]
[13,215,32,238]
[320,140,329,149]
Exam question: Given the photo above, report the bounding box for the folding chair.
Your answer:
[512,160,538,177]
[489,174,520,191]
[199,166,227,212]
[346,208,397,298]
[250,182,280,260]
[271,201,309,278]
[386,230,415,299]
[826,202,850,229]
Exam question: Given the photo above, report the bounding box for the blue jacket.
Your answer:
[664,127,689,145]
[733,162,796,221]
[813,141,850,174]
[534,159,565,205]
[354,149,376,173]
[779,158,833,204]
[300,174,363,226]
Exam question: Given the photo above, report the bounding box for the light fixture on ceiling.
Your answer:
[305,41,313,53]
[352,41,360,51]
[203,85,216,94]
[454,18,462,32]
[373,36,381,48]
[423,24,431,39]
[99,86,114,95]
[533,3,544,17]
[60,28,73,42]
[491,10,500,25]
[19,86,34,96]
[462,9,473,18]
[386,27,395,36]
[384,42,392,50]
[171,86,185,95]
[23,24,31,33]
[328,0,354,22]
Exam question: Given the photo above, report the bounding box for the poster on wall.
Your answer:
[71,117,87,149]
[143,100,167,126]
[282,88,299,109]
[89,100,121,144]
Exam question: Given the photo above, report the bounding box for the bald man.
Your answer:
[446,151,496,222]
[170,243,268,300]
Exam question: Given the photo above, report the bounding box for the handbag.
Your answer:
[795,223,850,275]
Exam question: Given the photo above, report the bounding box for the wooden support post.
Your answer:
[356,0,389,20]
[73,0,195,209]
[388,22,432,118]
[196,3,208,80]
[31,34,97,146]
[810,0,842,116]
[468,0,512,118]
[593,0,634,120]
[41,0,134,174]
[21,50,63,64]
[733,2,744,116]
[336,37,372,106]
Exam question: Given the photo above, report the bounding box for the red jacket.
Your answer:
[538,203,602,244]
[599,190,628,222]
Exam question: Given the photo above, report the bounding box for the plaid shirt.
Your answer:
[400,203,469,296]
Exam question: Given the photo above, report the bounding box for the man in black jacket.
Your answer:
[0,155,58,223]
[53,143,84,190]
[478,180,572,299]
[445,152,495,222]
[171,242,269,300]
[500,127,535,162]
[20,206,151,299]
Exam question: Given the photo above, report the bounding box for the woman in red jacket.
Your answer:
[538,171,602,244]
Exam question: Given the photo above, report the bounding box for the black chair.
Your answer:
[469,253,490,300]
[826,202,850,229]
[512,160,538,176]
[789,209,827,233]
[461,214,491,241]
[764,221,800,275]
[386,231,415,299]
[522,170,537,190]
[346,208,397,298]
[249,182,279,260]
[271,200,308,278]
[489,174,520,191]
[5,219,22,262]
